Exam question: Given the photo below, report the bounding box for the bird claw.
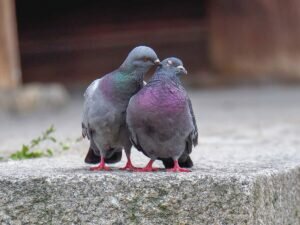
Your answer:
[166,167,191,172]
[119,165,139,171]
[90,165,110,171]
[136,167,159,172]
[119,160,140,171]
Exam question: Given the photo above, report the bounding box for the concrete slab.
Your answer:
[0,86,300,224]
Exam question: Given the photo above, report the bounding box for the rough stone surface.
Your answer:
[0,86,300,224]
[0,154,299,225]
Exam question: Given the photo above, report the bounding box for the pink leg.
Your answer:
[90,157,110,171]
[120,158,139,171]
[136,160,159,172]
[167,160,191,172]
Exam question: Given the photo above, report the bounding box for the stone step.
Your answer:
[0,149,299,225]
[1,87,300,224]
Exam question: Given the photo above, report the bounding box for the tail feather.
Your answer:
[84,147,100,164]
[105,151,122,163]
[84,145,122,164]
[161,155,193,169]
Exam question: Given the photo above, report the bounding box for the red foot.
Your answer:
[137,167,159,172]
[167,167,191,172]
[120,159,139,171]
[90,165,110,171]
[166,160,191,172]
[89,157,110,171]
[136,160,159,172]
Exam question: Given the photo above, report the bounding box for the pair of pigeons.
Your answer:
[82,46,198,172]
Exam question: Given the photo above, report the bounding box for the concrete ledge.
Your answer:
[1,87,300,224]
[0,151,299,225]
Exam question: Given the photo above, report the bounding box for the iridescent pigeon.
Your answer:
[126,57,198,172]
[82,46,160,171]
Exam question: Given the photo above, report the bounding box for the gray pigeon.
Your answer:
[82,46,160,171]
[126,57,198,172]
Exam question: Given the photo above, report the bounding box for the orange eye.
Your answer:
[143,57,148,62]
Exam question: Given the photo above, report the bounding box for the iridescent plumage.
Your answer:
[127,57,198,172]
[82,46,160,171]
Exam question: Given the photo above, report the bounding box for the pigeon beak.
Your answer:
[177,65,188,75]
[153,59,161,66]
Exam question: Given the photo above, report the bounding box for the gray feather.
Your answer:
[82,46,159,164]
[127,57,197,167]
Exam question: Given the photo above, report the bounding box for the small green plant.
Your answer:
[59,141,70,151]
[10,125,59,160]
[10,145,53,160]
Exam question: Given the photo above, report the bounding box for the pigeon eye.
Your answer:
[143,57,149,62]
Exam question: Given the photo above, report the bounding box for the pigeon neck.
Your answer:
[152,71,182,85]
[119,59,135,73]
[119,64,148,79]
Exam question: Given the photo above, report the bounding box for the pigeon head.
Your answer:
[121,46,160,73]
[160,57,187,76]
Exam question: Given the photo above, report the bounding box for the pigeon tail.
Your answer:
[84,147,122,164]
[161,155,193,169]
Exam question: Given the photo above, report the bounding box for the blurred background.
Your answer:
[0,0,299,162]
[3,0,300,88]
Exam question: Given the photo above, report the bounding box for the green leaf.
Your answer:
[27,151,44,158]
[45,125,55,135]
[21,145,29,153]
[48,137,57,143]
[46,149,53,156]
[30,138,41,147]
[10,154,19,160]
[59,142,70,151]
[10,145,45,160]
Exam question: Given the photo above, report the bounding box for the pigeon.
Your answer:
[126,57,198,172]
[82,46,160,171]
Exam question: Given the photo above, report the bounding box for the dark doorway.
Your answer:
[16,0,208,86]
